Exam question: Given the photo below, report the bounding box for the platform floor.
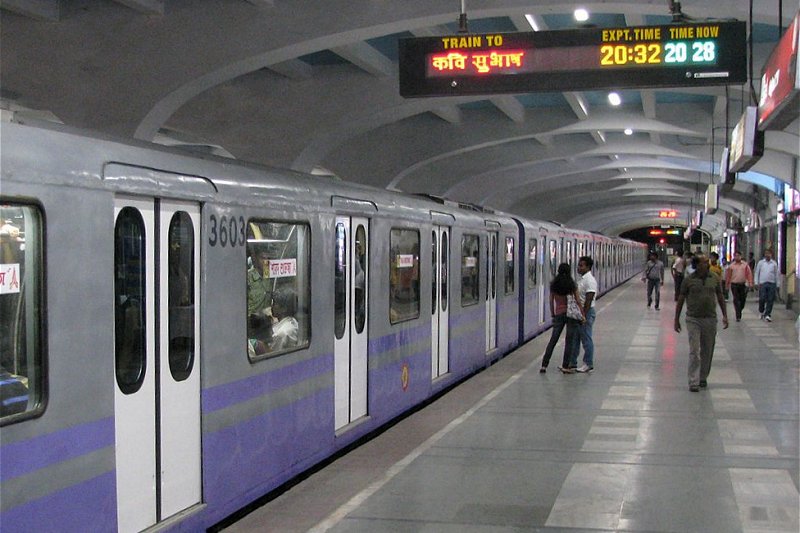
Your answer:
[225,277,799,533]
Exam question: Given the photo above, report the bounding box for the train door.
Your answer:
[334,217,369,431]
[431,226,449,379]
[538,235,546,324]
[113,197,201,533]
[485,231,498,352]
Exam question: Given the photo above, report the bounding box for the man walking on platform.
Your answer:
[671,251,686,301]
[674,254,728,392]
[642,251,665,309]
[754,249,779,322]
[574,256,598,373]
[725,251,753,322]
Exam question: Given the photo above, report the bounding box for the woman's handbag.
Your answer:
[566,294,584,321]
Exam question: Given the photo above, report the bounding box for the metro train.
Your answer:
[0,122,645,532]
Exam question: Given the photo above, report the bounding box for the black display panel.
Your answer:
[399,22,747,97]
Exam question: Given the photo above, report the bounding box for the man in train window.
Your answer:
[247,247,273,351]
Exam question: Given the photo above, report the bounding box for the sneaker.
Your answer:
[765,315,772,322]
[559,366,576,374]
[699,379,707,388]
[576,364,593,373]
[689,385,700,392]
[539,367,546,373]
[760,313,765,320]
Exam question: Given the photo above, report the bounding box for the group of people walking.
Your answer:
[670,248,781,322]
[540,256,597,374]
[538,247,782,394]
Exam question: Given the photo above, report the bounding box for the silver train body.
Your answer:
[0,123,645,532]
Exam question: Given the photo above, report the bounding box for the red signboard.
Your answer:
[658,210,677,218]
[758,11,800,130]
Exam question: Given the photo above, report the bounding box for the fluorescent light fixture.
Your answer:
[624,128,633,135]
[574,8,589,22]
[524,14,540,31]
[608,92,621,106]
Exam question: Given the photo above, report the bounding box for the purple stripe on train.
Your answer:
[449,305,483,328]
[202,352,333,414]
[202,388,332,520]
[369,347,430,418]
[203,310,485,417]
[0,416,114,481]
[368,321,430,354]
[0,471,116,532]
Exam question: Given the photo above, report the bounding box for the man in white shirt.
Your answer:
[671,252,686,301]
[754,249,780,321]
[573,256,598,372]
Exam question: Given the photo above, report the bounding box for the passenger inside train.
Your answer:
[270,287,299,352]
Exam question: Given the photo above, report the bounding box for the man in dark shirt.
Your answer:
[674,254,728,392]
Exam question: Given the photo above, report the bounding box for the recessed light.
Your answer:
[574,8,589,22]
[624,128,633,135]
[524,14,540,31]
[608,92,621,106]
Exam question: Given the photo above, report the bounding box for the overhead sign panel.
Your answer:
[399,22,747,97]
[757,10,799,130]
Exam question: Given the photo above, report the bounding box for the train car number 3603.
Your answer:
[208,214,247,248]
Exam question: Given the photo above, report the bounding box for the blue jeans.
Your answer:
[758,282,776,317]
[571,307,596,367]
[541,314,580,368]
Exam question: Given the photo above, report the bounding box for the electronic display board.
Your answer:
[399,21,747,97]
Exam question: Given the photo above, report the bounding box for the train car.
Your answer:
[0,122,643,533]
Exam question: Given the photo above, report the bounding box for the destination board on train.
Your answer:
[399,21,746,97]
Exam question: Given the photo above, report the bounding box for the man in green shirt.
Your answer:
[248,248,273,320]
[674,254,728,392]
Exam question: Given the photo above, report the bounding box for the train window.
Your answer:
[527,238,537,288]
[504,237,515,294]
[334,223,346,339]
[246,220,311,361]
[167,212,195,382]
[0,203,44,424]
[549,239,557,278]
[461,234,480,306]
[431,231,437,314]
[389,228,420,323]
[490,234,497,299]
[440,231,448,311]
[115,207,147,395]
[354,224,367,334]
[565,239,572,269]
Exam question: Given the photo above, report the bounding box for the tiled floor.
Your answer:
[225,279,799,533]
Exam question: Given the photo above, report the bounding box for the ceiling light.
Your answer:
[608,92,621,106]
[524,14,540,31]
[574,8,589,22]
[624,128,633,135]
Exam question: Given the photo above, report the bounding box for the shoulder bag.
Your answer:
[566,294,584,321]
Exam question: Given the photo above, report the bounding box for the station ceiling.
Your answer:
[2,1,797,237]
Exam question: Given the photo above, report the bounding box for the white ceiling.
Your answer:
[2,0,797,237]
